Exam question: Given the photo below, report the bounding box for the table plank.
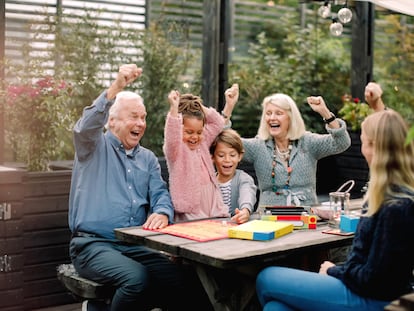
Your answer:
[114,226,200,256]
[114,226,161,244]
[143,233,197,256]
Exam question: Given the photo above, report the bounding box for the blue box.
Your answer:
[340,215,360,232]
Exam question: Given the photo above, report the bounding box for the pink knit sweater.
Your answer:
[163,108,229,219]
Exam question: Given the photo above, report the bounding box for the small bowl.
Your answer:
[311,205,334,220]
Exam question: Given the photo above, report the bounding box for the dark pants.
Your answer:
[70,237,186,311]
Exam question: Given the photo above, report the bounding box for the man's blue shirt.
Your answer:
[69,91,174,239]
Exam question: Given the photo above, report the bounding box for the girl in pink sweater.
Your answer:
[164,85,238,221]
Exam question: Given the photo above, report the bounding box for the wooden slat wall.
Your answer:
[5,0,147,79]
[0,168,24,311]
[147,0,204,81]
[0,167,74,310]
[149,0,204,47]
[20,170,73,310]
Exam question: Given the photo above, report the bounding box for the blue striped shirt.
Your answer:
[219,180,232,209]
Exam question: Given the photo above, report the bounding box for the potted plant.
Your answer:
[2,69,72,171]
[338,94,372,131]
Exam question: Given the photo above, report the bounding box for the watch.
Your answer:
[323,112,336,124]
[221,111,231,119]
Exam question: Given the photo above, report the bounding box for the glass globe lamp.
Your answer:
[318,3,331,19]
[338,7,352,24]
[330,21,343,36]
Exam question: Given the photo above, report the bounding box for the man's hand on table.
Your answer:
[143,213,169,230]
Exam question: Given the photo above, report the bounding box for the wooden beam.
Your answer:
[202,0,220,108]
[218,0,232,111]
[202,0,231,110]
[351,1,375,99]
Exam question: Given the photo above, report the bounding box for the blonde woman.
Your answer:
[225,87,351,207]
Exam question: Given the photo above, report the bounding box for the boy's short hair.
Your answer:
[210,129,244,155]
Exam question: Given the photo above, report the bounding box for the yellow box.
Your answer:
[228,220,293,241]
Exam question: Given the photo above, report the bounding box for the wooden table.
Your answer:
[115,212,358,311]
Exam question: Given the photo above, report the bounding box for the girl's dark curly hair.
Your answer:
[178,94,205,124]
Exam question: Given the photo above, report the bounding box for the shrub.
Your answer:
[2,10,193,170]
[229,14,351,136]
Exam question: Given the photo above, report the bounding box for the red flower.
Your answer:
[35,76,54,89]
[7,77,67,102]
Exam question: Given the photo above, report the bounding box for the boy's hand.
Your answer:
[231,207,250,224]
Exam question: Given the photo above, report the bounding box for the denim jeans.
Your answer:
[70,237,185,311]
[256,266,389,311]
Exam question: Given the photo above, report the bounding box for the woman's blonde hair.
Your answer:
[362,110,414,215]
[257,93,306,140]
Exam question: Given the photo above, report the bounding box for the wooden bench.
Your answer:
[57,263,114,308]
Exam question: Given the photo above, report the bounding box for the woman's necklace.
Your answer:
[275,144,291,161]
[271,142,293,195]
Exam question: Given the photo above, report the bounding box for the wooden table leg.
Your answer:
[194,263,260,311]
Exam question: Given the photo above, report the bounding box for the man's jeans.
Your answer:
[70,237,184,311]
